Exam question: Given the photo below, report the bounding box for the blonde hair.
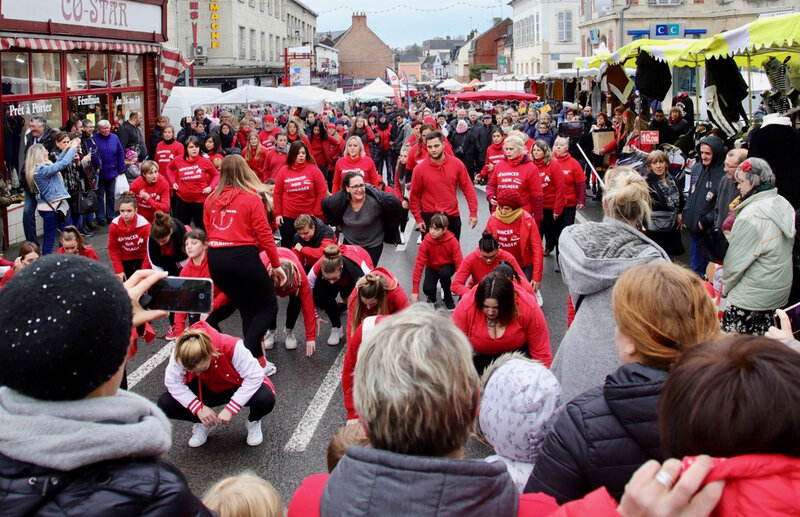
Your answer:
[174,328,219,371]
[327,424,370,472]
[209,154,267,202]
[345,135,365,158]
[350,273,389,336]
[24,143,49,192]
[140,160,159,177]
[353,304,479,457]
[613,263,719,370]
[502,134,526,154]
[602,167,651,226]
[531,139,553,165]
[506,130,528,143]
[202,473,283,517]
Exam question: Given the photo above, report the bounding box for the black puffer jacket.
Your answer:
[321,184,403,245]
[524,363,666,503]
[0,453,214,516]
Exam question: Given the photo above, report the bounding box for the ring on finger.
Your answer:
[655,469,676,489]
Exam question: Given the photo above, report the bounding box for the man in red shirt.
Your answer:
[258,115,281,151]
[409,131,478,241]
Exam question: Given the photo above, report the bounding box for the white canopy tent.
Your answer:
[349,78,395,100]
[162,86,221,125]
[282,85,350,104]
[436,78,464,91]
[191,84,325,112]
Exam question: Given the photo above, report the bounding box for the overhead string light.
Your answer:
[316,2,505,15]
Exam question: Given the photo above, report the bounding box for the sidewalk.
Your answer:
[2,222,113,264]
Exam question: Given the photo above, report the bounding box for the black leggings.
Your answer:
[279,216,296,249]
[157,377,276,422]
[173,197,205,230]
[267,294,302,331]
[313,277,356,328]
[554,205,577,262]
[208,246,278,360]
[206,301,238,330]
[422,263,456,302]
[540,209,559,252]
[122,258,144,280]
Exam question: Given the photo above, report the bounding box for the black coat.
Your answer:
[524,363,666,503]
[749,123,800,210]
[147,217,189,275]
[117,121,146,161]
[682,135,726,237]
[322,184,403,245]
[0,453,213,516]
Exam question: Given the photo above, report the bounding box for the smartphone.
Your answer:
[140,277,213,313]
[776,301,800,334]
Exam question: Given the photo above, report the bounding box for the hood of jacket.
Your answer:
[603,363,667,458]
[733,188,796,239]
[558,218,670,298]
[697,135,726,172]
[320,446,518,516]
[478,356,563,463]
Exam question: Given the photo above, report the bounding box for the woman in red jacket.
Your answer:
[452,231,532,298]
[410,213,462,309]
[167,136,219,230]
[345,267,408,345]
[204,154,286,373]
[552,136,587,271]
[531,139,566,257]
[375,113,395,183]
[285,118,311,149]
[264,132,290,180]
[453,272,551,374]
[273,140,328,248]
[203,133,226,171]
[108,191,151,281]
[478,128,507,183]
[485,189,544,292]
[331,136,379,194]
[486,134,544,225]
[57,226,99,260]
[154,126,183,191]
[130,160,171,223]
[308,120,331,183]
[243,131,269,183]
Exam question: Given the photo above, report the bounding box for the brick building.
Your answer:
[322,13,394,79]
[469,18,512,67]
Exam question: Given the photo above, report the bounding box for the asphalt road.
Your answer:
[3,186,606,503]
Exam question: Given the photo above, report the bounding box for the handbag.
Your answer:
[648,210,677,232]
[78,190,98,214]
[700,226,729,265]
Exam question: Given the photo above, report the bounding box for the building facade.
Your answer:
[510,0,581,76]
[469,18,512,68]
[326,13,394,80]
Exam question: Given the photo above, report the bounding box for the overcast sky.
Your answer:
[301,0,513,49]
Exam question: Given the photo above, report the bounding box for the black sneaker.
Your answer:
[444,297,455,310]
[79,227,94,237]
[95,219,107,226]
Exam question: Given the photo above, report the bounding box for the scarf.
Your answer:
[0,387,171,471]
[495,207,522,224]
[554,152,570,161]
[456,123,469,134]
[508,154,525,166]
[668,114,682,126]
[274,143,289,154]
[733,183,775,209]
[163,137,175,146]
[533,157,548,169]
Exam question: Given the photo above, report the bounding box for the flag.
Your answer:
[402,71,411,108]
[386,68,402,109]
[160,47,194,109]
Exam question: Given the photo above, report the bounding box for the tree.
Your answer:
[469,65,492,80]
[403,43,423,57]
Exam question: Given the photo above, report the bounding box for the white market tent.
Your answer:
[162,86,221,125]
[436,78,464,91]
[282,85,350,104]
[191,84,325,112]
[349,78,395,100]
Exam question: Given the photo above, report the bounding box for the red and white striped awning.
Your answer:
[0,36,159,54]
[160,47,194,108]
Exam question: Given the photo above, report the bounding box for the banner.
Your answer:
[402,71,410,108]
[289,57,312,86]
[385,68,402,108]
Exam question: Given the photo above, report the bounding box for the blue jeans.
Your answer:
[96,176,117,222]
[690,236,708,278]
[23,191,39,246]
[39,210,58,255]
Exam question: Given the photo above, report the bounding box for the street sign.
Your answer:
[641,131,660,145]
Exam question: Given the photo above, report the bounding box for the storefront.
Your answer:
[0,0,167,247]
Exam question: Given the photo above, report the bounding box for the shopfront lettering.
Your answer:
[210,1,221,49]
[2,0,162,35]
[77,96,102,106]
[61,0,129,28]
[7,103,54,117]
[115,95,141,106]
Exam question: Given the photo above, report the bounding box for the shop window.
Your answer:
[129,55,144,87]
[67,94,109,126]
[250,29,256,60]
[31,53,61,94]
[4,98,63,132]
[67,54,88,91]
[89,54,108,88]
[2,53,30,95]
[112,91,144,129]
[110,55,128,88]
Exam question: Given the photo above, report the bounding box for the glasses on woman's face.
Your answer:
[348,183,366,190]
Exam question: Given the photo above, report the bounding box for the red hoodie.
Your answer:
[56,246,100,261]
[554,153,587,207]
[203,186,281,268]
[263,248,317,341]
[174,252,231,331]
[405,138,454,172]
[155,141,185,180]
[485,210,544,281]
[307,244,374,290]
[322,137,345,167]
[332,154,379,193]
[453,283,551,366]
[534,158,566,214]
[345,267,408,344]
[480,141,506,179]
[108,213,151,274]
[376,124,392,151]
[244,145,270,182]
[411,230,463,294]
[264,147,289,180]
[167,155,220,203]
[409,154,478,222]
[287,131,312,150]
[273,161,328,219]
[235,127,253,148]
[342,314,390,419]
[452,248,532,297]
[129,174,171,222]
[258,126,281,150]
[486,155,544,225]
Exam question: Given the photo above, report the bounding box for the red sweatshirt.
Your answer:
[244,145,270,182]
[265,148,289,180]
[129,175,171,222]
[345,267,408,343]
[167,155,220,204]
[485,210,544,282]
[534,158,566,214]
[376,125,392,151]
[286,131,311,150]
[56,246,100,261]
[480,142,506,179]
[409,154,478,222]
[155,141,184,179]
[411,230,463,294]
[235,127,253,148]
[322,137,345,167]
[173,252,231,331]
[203,187,281,268]
[405,138,454,172]
[265,248,317,341]
[108,213,151,274]
[452,248,532,297]
[453,283,551,367]
[554,153,587,207]
[342,314,390,419]
[486,156,544,225]
[258,127,281,150]
[273,161,327,219]
[332,154,379,193]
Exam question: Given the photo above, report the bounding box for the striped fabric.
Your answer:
[160,47,194,108]
[1,36,159,54]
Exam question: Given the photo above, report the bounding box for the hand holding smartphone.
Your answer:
[774,302,800,335]
[140,277,213,313]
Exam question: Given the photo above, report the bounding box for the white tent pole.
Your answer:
[746,51,753,119]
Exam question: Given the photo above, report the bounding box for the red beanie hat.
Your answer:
[263,114,275,123]
[496,188,522,209]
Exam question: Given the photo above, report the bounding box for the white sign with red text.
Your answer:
[2,0,162,34]
[640,130,660,146]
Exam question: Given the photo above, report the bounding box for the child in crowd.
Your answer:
[203,473,283,517]
[410,213,462,309]
[292,214,336,271]
[108,191,151,281]
[57,225,99,260]
[327,424,370,472]
[130,160,170,223]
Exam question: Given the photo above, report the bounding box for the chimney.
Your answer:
[352,12,366,28]
[492,17,501,26]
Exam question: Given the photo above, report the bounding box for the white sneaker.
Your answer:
[262,330,275,350]
[189,423,213,448]
[536,290,544,307]
[263,360,277,377]
[284,329,298,350]
[328,327,342,346]
[245,419,263,446]
[416,235,423,244]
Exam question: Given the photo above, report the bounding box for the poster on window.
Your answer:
[112,91,144,130]
[288,57,311,86]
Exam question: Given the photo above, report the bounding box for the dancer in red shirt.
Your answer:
[331,136,379,193]
[405,123,454,172]
[258,114,281,151]
[478,129,506,182]
[285,119,311,149]
[108,192,151,281]
[264,133,290,180]
[130,160,170,223]
[486,134,544,225]
[531,139,566,257]
[273,141,328,248]
[243,131,269,183]
[345,268,408,344]
[452,231,532,298]
[410,214,463,309]
[154,125,183,191]
[57,226,99,261]
[203,133,226,171]
[167,136,219,230]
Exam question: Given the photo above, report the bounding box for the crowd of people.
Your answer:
[1,95,800,516]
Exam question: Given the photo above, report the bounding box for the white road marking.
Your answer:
[396,221,416,252]
[284,346,347,452]
[127,341,175,389]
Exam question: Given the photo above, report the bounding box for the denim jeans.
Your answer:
[39,210,58,255]
[23,191,39,246]
[689,236,709,279]
[96,176,117,222]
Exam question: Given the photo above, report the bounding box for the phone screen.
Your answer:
[144,277,213,313]
[782,301,800,335]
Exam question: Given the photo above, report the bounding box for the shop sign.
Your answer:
[1,0,162,34]
[650,23,684,39]
[210,1,221,49]
[640,130,660,145]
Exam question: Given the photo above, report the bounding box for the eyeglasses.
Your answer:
[348,183,366,190]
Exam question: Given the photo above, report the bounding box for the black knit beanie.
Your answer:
[0,254,132,400]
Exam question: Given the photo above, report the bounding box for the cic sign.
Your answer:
[650,23,684,39]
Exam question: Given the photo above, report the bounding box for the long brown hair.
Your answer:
[208,154,267,203]
[350,273,389,336]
